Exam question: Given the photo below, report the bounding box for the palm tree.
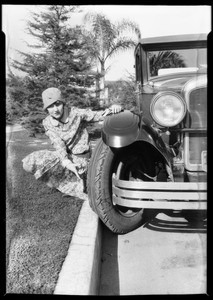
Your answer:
[83,12,141,105]
[149,51,186,77]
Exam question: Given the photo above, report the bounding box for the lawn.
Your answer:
[6,125,100,294]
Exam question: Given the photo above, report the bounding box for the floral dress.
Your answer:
[22,106,104,200]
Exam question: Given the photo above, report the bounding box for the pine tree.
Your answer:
[7,5,97,136]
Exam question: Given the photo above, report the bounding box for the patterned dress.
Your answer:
[22,106,104,200]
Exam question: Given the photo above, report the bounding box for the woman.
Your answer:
[22,87,122,200]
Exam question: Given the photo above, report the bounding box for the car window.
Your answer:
[148,48,207,78]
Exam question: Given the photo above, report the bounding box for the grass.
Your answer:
[6,125,101,294]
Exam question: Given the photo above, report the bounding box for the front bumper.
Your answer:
[112,175,207,210]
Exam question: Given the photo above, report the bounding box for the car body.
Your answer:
[87,33,207,233]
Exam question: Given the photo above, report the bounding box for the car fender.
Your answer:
[102,110,172,165]
[102,110,140,148]
[138,118,173,164]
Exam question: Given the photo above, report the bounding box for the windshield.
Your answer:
[147,48,207,78]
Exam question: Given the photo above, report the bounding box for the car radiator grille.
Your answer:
[189,88,207,128]
[185,87,207,169]
[188,133,207,165]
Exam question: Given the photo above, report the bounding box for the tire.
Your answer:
[87,139,158,234]
[182,210,207,224]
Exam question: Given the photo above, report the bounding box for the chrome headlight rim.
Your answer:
[150,91,187,127]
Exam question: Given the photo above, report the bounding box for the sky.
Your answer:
[2,5,212,81]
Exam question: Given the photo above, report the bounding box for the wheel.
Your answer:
[182,210,207,224]
[87,139,158,234]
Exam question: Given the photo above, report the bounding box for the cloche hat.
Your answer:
[42,87,66,110]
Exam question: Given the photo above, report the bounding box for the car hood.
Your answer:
[147,70,207,92]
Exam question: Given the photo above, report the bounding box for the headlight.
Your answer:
[150,92,186,127]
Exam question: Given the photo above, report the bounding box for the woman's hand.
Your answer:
[62,159,81,179]
[66,163,81,179]
[102,104,123,116]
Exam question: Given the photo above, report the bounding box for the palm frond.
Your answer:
[105,38,136,61]
[114,19,141,39]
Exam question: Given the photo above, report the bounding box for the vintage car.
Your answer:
[87,33,207,234]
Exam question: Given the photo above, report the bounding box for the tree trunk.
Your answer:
[95,75,100,101]
[100,62,109,106]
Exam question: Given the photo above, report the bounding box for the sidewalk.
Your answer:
[6,124,25,133]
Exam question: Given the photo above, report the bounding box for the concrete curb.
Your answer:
[54,200,102,295]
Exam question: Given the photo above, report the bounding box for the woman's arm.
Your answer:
[75,104,123,122]
[43,119,80,178]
